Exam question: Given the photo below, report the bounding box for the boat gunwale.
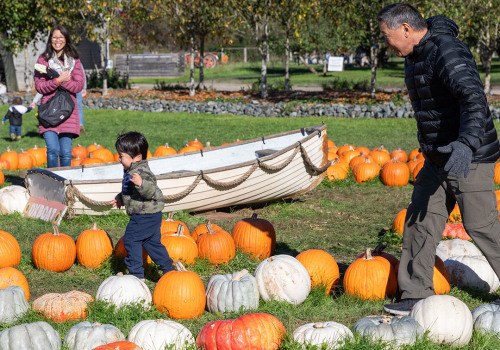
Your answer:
[26,125,327,185]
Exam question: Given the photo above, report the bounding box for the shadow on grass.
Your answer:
[5,174,26,187]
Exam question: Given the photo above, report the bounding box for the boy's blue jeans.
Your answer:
[43,131,73,168]
[124,212,174,278]
[9,125,21,136]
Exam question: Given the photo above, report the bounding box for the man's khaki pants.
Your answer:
[400,161,500,299]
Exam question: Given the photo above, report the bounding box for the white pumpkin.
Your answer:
[436,239,482,262]
[471,303,500,335]
[128,319,195,350]
[0,286,29,323]
[0,321,61,350]
[254,254,311,305]
[96,272,152,308]
[63,321,125,350]
[353,315,423,348]
[206,269,259,313]
[410,295,473,346]
[293,321,353,349]
[0,185,30,215]
[444,255,500,293]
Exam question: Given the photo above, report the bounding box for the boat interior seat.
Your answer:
[255,149,279,158]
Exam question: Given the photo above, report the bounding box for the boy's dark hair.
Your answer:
[115,131,149,159]
[12,97,23,105]
[377,2,427,31]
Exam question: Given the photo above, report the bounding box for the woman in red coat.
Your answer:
[34,25,85,168]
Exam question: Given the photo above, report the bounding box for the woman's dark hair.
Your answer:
[377,3,427,31]
[12,97,23,105]
[43,25,80,60]
[115,131,149,159]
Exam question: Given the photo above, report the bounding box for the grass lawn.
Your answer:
[130,57,500,91]
[1,108,500,349]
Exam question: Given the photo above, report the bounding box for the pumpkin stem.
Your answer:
[251,213,258,220]
[91,222,98,230]
[231,269,249,281]
[167,212,174,221]
[117,272,124,277]
[174,261,187,272]
[206,223,216,235]
[165,143,169,147]
[175,224,185,236]
[205,141,211,148]
[313,323,324,328]
[373,244,386,255]
[365,248,373,260]
[52,223,60,236]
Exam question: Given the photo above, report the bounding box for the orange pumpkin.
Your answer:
[0,148,18,170]
[188,138,203,149]
[87,143,100,154]
[448,203,461,223]
[337,144,355,156]
[197,313,285,350]
[357,244,399,270]
[327,139,335,149]
[160,225,198,265]
[296,249,340,294]
[494,162,500,184]
[17,150,34,169]
[197,225,235,265]
[407,156,422,173]
[349,155,373,169]
[153,261,206,319]
[191,221,224,242]
[26,145,46,166]
[178,145,200,153]
[114,236,149,263]
[76,223,114,268]
[154,143,177,157]
[231,213,276,259]
[0,267,30,301]
[71,157,83,166]
[339,149,360,165]
[442,222,471,240]
[0,169,4,186]
[0,159,10,170]
[412,160,425,181]
[343,248,397,300]
[32,225,76,272]
[326,161,349,181]
[352,158,381,184]
[369,147,391,167]
[380,159,410,187]
[0,230,21,268]
[355,146,371,156]
[93,341,142,350]
[91,146,115,163]
[390,148,408,163]
[408,148,421,160]
[392,208,407,234]
[161,212,190,236]
[72,144,88,159]
[81,154,105,165]
[32,290,94,322]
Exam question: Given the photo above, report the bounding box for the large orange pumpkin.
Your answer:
[231,213,276,260]
[381,159,410,187]
[196,313,285,350]
[188,138,203,149]
[390,148,408,163]
[153,261,206,319]
[197,225,235,265]
[392,208,407,235]
[326,160,349,181]
[369,147,391,167]
[396,256,450,295]
[76,223,114,268]
[0,169,3,186]
[0,267,30,301]
[72,144,88,159]
[32,290,94,322]
[32,225,76,272]
[161,212,190,236]
[153,143,177,157]
[0,230,21,268]
[352,159,381,184]
[343,248,397,300]
[296,249,340,294]
[160,225,198,265]
[91,146,115,163]
[26,145,46,166]
[356,244,399,270]
[0,148,18,170]
[17,150,34,170]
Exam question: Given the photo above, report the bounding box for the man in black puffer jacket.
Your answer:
[378,3,500,316]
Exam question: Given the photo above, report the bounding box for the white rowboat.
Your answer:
[25,125,329,217]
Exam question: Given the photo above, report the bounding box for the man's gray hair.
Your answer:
[377,2,427,31]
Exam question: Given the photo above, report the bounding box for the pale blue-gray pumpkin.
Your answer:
[63,321,125,350]
[0,286,29,324]
[206,269,259,313]
[354,315,423,347]
[0,321,61,350]
[472,303,500,335]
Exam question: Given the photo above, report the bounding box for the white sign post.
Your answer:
[327,56,344,72]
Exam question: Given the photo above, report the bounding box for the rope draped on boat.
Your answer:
[64,139,330,215]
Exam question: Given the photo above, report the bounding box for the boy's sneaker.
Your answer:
[10,133,16,141]
[16,135,21,141]
[384,298,422,316]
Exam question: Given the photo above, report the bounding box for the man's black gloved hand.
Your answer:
[437,141,472,178]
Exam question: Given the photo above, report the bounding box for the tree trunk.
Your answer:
[323,51,328,77]
[369,17,378,99]
[260,23,268,99]
[299,56,319,75]
[198,35,205,90]
[284,26,291,91]
[482,52,492,94]
[0,39,19,92]
[189,35,195,96]
[101,39,108,96]
[24,45,31,92]
[125,37,130,90]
